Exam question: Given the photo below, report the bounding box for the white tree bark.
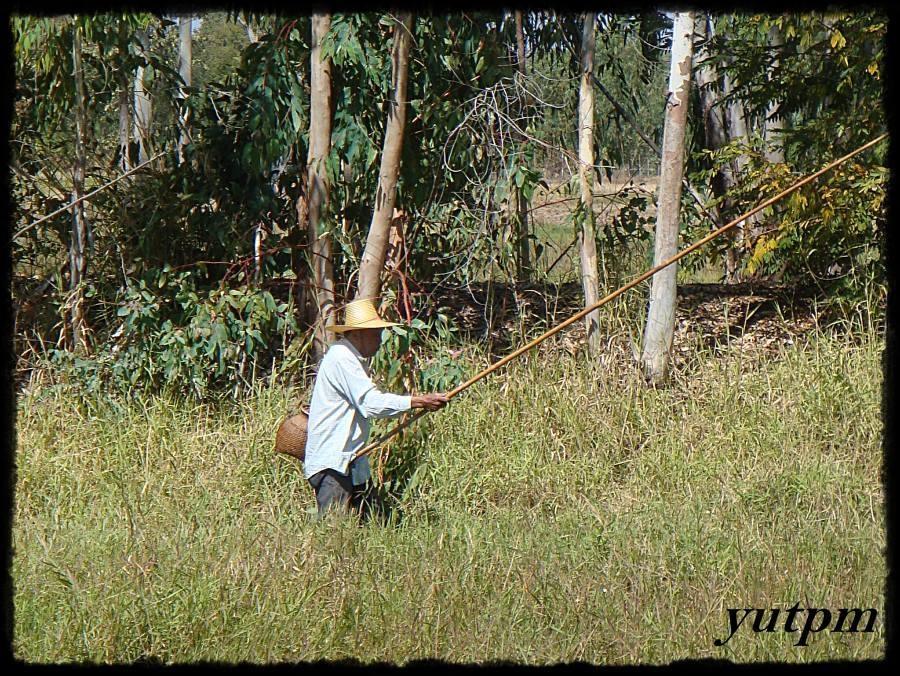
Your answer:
[177,15,192,163]
[724,73,749,170]
[238,15,266,287]
[723,66,765,260]
[118,78,131,173]
[357,13,413,301]
[695,15,729,159]
[577,12,601,355]
[763,24,785,164]
[237,15,258,44]
[69,23,89,353]
[515,11,526,75]
[641,11,694,385]
[133,28,153,165]
[306,12,336,362]
[695,13,740,281]
[513,9,530,279]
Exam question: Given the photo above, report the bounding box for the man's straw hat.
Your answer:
[327,297,400,333]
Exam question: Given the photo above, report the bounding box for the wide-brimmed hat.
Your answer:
[327,297,401,333]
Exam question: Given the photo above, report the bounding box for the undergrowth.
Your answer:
[13,323,884,663]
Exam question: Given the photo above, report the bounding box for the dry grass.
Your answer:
[13,323,884,664]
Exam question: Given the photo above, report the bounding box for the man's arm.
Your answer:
[337,354,409,418]
[337,353,448,418]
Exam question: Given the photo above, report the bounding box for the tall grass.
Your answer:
[13,325,884,663]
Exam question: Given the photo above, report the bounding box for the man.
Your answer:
[304,297,449,519]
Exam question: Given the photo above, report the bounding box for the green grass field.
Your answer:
[13,321,884,663]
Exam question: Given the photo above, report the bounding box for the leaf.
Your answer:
[830,30,846,50]
[746,235,779,275]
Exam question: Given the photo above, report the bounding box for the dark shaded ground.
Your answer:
[420,280,821,364]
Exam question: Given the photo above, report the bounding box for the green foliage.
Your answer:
[322,12,519,285]
[12,10,887,398]
[371,311,465,395]
[14,15,154,133]
[683,137,886,291]
[336,303,469,511]
[46,268,299,398]
[710,12,885,164]
[605,188,654,247]
[683,11,886,291]
[192,13,251,91]
[529,13,668,178]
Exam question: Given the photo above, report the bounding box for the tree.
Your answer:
[116,24,132,173]
[641,11,694,385]
[306,11,336,362]
[133,27,153,164]
[763,23,785,164]
[10,10,886,399]
[689,12,886,289]
[13,15,155,352]
[511,9,531,279]
[577,13,601,355]
[694,13,741,281]
[68,21,89,353]
[357,13,414,301]
[176,14,192,163]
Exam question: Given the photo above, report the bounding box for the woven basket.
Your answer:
[274,411,309,461]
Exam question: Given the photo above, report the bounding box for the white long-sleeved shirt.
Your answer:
[303,338,411,485]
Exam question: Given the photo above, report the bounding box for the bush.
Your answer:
[46,267,302,398]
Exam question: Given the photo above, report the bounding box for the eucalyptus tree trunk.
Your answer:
[515,11,526,73]
[512,9,530,280]
[695,13,740,281]
[176,15,192,164]
[253,212,265,284]
[69,23,89,354]
[118,75,131,172]
[716,12,750,188]
[133,28,153,165]
[577,12,601,355]
[695,15,729,168]
[357,12,413,301]
[306,11,336,362]
[721,68,759,274]
[235,15,268,289]
[641,11,694,386]
[763,24,785,164]
[724,74,749,171]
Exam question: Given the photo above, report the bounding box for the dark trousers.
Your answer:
[307,468,384,521]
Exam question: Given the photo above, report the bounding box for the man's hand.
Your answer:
[411,393,450,411]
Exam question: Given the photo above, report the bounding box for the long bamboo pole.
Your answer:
[352,132,888,461]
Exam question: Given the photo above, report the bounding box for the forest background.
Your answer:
[10,9,888,663]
